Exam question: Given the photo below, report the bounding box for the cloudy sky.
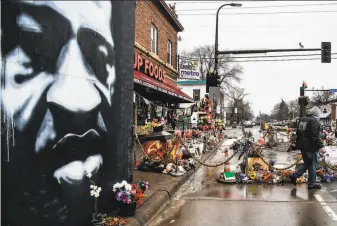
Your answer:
[167,1,337,116]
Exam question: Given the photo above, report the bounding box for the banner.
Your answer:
[179,58,201,80]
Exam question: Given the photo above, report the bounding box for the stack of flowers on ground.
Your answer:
[113,180,149,206]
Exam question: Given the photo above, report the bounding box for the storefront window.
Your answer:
[150,24,158,55]
[167,40,172,64]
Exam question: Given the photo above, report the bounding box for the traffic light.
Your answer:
[300,81,307,96]
[321,42,331,63]
[206,73,221,92]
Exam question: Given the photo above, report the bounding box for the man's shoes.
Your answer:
[289,174,297,186]
[308,184,322,190]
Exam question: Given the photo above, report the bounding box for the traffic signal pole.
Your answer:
[299,88,308,118]
[214,3,242,78]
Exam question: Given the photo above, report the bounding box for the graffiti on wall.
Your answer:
[1,1,135,225]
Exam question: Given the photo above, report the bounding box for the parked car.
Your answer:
[243,120,254,128]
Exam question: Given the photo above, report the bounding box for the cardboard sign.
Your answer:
[224,172,236,180]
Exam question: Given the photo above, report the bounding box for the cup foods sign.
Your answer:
[179,58,201,80]
[134,53,165,83]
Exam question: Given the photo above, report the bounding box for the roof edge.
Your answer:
[159,1,184,32]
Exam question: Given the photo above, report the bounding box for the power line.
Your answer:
[233,53,337,59]
[175,3,337,11]
[178,10,337,16]
[194,25,337,28]
[167,1,226,3]
[183,28,337,34]
[180,53,337,60]
[192,25,337,28]
[229,57,337,63]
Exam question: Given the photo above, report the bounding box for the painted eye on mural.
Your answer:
[17,13,43,33]
[77,28,114,87]
[13,7,72,74]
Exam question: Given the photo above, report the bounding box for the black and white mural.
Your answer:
[1,1,135,225]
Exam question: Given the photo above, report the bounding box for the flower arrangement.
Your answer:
[151,118,161,128]
[136,125,151,136]
[113,180,149,206]
[85,172,102,214]
[101,216,128,226]
[92,213,128,226]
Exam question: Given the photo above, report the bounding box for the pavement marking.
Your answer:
[314,194,337,221]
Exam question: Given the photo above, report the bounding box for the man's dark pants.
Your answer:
[292,150,318,187]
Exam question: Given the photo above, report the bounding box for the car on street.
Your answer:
[243,120,254,128]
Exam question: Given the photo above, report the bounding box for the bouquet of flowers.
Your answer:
[151,118,161,128]
[113,180,149,206]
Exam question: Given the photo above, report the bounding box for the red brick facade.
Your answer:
[135,0,183,85]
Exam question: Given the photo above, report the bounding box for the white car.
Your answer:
[243,121,254,128]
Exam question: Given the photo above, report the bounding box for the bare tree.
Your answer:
[311,87,337,106]
[271,99,289,121]
[226,88,253,122]
[288,99,300,119]
[180,44,243,96]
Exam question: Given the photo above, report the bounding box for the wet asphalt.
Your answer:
[147,127,337,226]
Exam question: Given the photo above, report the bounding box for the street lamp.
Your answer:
[214,3,242,77]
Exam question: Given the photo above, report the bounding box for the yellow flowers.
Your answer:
[249,172,256,180]
[151,119,160,128]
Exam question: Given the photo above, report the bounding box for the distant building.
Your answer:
[317,104,336,126]
[177,80,229,122]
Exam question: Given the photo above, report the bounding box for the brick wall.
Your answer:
[135,1,178,71]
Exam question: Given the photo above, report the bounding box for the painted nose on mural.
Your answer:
[46,39,101,112]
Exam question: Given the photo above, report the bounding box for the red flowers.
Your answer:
[133,186,145,206]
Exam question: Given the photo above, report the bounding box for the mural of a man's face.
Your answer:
[1,1,116,224]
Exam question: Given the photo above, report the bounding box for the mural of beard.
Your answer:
[1,1,135,225]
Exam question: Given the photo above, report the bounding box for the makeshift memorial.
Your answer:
[217,135,337,184]
[112,180,149,217]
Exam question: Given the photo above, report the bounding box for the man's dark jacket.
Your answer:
[295,116,324,152]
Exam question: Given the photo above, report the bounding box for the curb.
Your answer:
[126,139,226,226]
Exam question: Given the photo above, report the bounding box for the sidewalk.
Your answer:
[127,137,240,226]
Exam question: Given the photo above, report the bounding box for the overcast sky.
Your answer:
[167,1,337,116]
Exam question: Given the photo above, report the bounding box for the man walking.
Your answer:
[289,106,324,189]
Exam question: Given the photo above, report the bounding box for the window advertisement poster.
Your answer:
[179,58,201,80]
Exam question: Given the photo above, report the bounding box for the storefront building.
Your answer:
[177,80,228,120]
[134,0,193,124]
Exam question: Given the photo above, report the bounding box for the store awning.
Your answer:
[134,71,194,103]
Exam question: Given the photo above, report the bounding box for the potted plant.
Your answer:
[112,180,149,217]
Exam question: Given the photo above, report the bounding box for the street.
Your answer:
[148,127,337,226]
